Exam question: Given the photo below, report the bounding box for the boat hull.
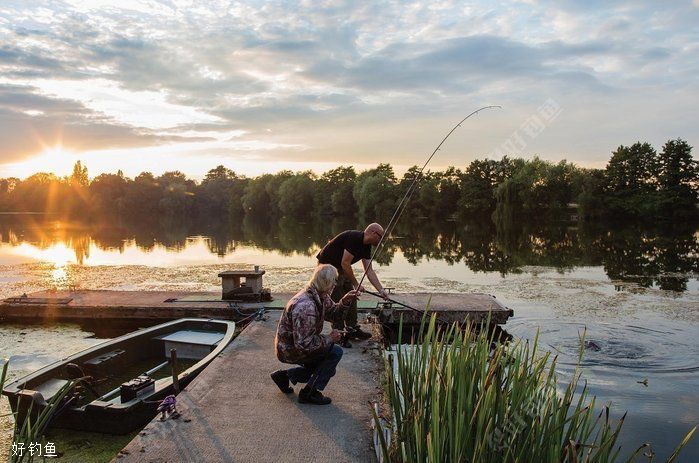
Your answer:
[3,318,236,434]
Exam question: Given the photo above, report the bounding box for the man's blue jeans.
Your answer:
[286,344,343,391]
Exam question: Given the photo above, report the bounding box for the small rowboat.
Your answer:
[2,318,236,434]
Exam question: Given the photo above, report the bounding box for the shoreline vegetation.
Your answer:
[1,360,81,463]
[373,317,697,463]
[0,139,696,224]
[1,211,697,293]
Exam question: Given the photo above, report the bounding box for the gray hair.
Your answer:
[310,264,338,293]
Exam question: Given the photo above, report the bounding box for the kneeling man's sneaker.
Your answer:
[298,386,332,405]
[270,370,293,393]
[347,326,372,340]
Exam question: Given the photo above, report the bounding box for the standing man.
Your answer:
[316,223,389,344]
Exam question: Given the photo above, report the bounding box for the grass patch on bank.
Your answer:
[373,317,696,463]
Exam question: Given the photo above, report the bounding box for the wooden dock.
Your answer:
[114,312,382,463]
[0,289,513,325]
[372,292,513,325]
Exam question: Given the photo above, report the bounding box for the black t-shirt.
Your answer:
[316,230,371,271]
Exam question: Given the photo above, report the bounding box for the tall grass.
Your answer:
[373,317,696,463]
[1,359,79,463]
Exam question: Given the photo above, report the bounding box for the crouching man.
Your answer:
[271,264,359,405]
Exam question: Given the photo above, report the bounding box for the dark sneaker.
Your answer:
[270,370,293,394]
[347,326,372,340]
[339,338,352,348]
[298,387,332,405]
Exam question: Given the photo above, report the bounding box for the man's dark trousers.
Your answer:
[331,272,357,329]
[286,345,343,391]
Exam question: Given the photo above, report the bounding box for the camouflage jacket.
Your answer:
[274,285,348,364]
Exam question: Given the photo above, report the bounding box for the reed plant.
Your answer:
[1,359,79,463]
[373,316,696,463]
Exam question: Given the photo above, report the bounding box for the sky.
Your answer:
[0,0,697,180]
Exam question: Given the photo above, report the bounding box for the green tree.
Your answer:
[459,157,522,216]
[278,172,316,219]
[493,157,575,220]
[157,171,196,217]
[417,172,440,217]
[242,174,274,215]
[121,172,161,217]
[204,165,235,182]
[0,177,18,211]
[228,177,249,218]
[89,173,128,216]
[316,166,357,216]
[435,167,462,218]
[657,138,698,216]
[264,171,293,218]
[56,160,91,217]
[10,173,61,212]
[354,163,397,220]
[573,168,606,221]
[397,167,424,218]
[198,165,244,217]
[605,142,659,215]
[459,159,499,215]
[70,161,89,187]
[539,160,575,211]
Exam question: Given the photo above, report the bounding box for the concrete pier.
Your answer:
[114,312,382,463]
[1,289,513,325]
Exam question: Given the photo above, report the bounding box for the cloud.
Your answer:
[0,0,697,174]
[21,78,223,129]
[0,83,217,162]
[0,107,162,163]
[0,83,86,114]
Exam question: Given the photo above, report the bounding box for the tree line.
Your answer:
[2,214,696,293]
[0,138,696,222]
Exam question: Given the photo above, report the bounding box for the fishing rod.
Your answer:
[364,289,421,312]
[363,289,450,324]
[357,105,502,293]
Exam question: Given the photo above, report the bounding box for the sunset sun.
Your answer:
[10,145,78,178]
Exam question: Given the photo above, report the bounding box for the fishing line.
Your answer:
[357,105,501,291]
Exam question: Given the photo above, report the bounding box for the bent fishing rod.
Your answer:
[357,105,501,316]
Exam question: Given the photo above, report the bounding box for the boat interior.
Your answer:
[11,320,231,408]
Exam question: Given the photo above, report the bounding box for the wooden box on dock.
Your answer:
[218,269,269,302]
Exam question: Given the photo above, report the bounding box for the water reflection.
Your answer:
[0,214,697,292]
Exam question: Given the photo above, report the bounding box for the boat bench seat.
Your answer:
[154,330,225,360]
[34,378,70,400]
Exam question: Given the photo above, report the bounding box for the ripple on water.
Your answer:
[508,318,699,376]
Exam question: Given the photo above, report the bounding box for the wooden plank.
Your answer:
[3,297,72,304]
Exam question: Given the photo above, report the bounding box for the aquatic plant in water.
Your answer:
[1,360,78,463]
[372,317,696,463]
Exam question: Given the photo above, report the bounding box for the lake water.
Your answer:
[0,216,697,461]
